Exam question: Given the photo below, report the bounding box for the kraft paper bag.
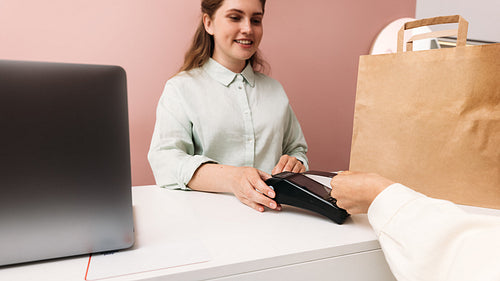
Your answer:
[349,15,500,209]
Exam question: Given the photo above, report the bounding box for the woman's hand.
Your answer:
[272,155,306,175]
[330,171,394,214]
[188,164,280,212]
[228,167,281,212]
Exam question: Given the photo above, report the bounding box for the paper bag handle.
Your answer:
[397,15,469,53]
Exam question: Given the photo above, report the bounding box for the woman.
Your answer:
[148,0,308,212]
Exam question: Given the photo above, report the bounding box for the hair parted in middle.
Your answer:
[179,0,268,74]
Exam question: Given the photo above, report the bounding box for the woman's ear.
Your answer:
[203,14,214,35]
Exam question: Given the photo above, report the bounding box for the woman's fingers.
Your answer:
[238,188,277,211]
[271,156,287,174]
[233,167,279,211]
[291,161,305,173]
[272,155,304,174]
[241,197,265,212]
[246,181,278,209]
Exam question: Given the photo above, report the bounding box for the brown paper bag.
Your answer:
[350,15,500,209]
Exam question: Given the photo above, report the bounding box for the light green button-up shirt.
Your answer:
[148,58,308,189]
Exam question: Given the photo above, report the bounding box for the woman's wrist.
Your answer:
[189,163,235,193]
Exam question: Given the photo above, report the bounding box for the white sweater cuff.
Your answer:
[367,183,425,237]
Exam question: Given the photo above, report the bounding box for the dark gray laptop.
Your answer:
[0,60,134,266]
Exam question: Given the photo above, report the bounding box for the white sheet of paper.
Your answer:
[305,174,334,187]
[85,239,210,280]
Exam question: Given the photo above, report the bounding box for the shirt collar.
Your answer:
[203,58,255,88]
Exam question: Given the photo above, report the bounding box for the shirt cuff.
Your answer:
[177,156,217,190]
[367,183,425,237]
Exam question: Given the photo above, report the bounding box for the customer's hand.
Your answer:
[228,167,281,212]
[330,172,394,214]
[272,155,306,175]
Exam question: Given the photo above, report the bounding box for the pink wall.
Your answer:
[0,0,415,186]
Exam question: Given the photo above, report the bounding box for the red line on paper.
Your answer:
[85,254,92,280]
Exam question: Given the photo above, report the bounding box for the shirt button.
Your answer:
[238,86,242,90]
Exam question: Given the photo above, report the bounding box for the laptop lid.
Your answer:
[0,60,134,266]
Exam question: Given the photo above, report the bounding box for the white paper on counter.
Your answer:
[85,239,210,280]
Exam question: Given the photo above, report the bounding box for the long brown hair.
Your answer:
[179,0,268,74]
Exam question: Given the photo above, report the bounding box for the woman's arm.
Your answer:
[149,81,280,212]
[188,163,279,212]
[272,104,308,175]
[148,82,214,189]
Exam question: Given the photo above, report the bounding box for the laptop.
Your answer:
[0,60,135,266]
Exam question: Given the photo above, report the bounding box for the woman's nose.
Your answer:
[240,20,253,34]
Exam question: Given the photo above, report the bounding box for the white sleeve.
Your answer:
[148,81,215,189]
[368,183,500,281]
[282,104,308,169]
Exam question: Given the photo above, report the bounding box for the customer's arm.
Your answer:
[331,172,500,281]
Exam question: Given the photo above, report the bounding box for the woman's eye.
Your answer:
[252,18,262,24]
[229,15,240,21]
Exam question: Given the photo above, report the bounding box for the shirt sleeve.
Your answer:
[368,183,500,281]
[282,104,309,170]
[148,81,216,190]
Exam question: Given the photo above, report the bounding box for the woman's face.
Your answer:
[203,0,264,73]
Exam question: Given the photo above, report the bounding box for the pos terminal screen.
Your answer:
[286,174,332,200]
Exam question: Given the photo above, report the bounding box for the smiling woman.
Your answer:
[180,0,267,73]
[148,0,309,213]
[203,0,264,72]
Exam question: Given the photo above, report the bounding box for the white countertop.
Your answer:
[2,184,500,281]
[1,185,389,280]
